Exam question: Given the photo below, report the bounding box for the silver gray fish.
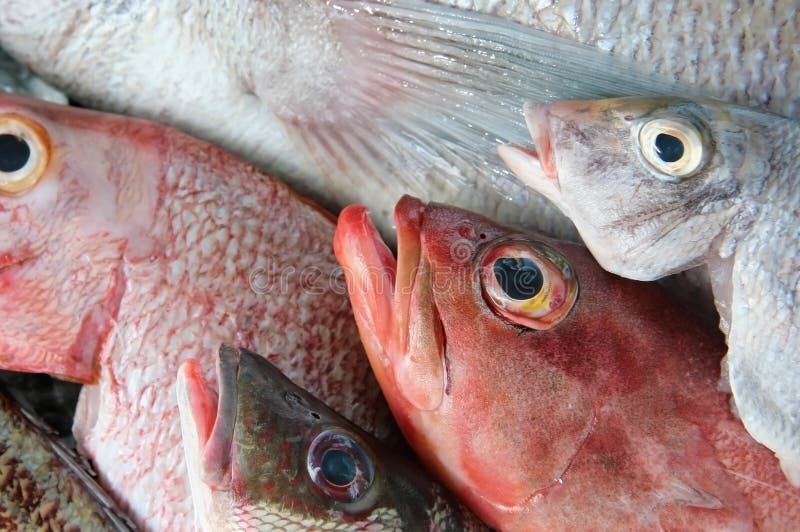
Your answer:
[0,387,134,531]
[0,46,66,104]
[176,345,486,531]
[0,0,712,243]
[432,0,800,119]
[498,96,800,488]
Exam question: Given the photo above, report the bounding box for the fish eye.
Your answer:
[0,114,50,196]
[638,117,704,180]
[480,241,578,330]
[306,429,374,503]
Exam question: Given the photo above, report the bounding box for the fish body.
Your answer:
[0,92,390,530]
[498,97,800,487]
[333,195,800,530]
[0,0,728,244]
[432,0,800,118]
[176,345,486,531]
[0,388,133,531]
[0,46,66,104]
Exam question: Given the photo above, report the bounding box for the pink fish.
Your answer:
[334,195,800,530]
[0,93,391,530]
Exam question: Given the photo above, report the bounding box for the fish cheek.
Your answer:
[443,303,597,506]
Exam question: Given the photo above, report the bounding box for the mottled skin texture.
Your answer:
[176,347,486,531]
[0,1,794,247]
[334,196,800,530]
[0,0,720,247]
[0,93,391,530]
[0,390,131,531]
[434,0,800,118]
[498,97,800,487]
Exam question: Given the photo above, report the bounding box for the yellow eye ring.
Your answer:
[480,240,578,330]
[638,117,704,180]
[0,113,51,196]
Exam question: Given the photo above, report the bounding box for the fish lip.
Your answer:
[522,102,559,184]
[334,196,446,411]
[201,344,240,488]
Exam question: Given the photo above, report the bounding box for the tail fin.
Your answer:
[278,0,702,239]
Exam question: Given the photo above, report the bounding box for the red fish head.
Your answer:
[0,93,164,382]
[333,195,785,530]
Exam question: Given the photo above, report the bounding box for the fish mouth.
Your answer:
[497,102,559,191]
[176,345,241,490]
[334,196,446,413]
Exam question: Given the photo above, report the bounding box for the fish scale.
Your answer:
[0,93,392,530]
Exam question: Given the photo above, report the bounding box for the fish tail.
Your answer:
[279,0,702,233]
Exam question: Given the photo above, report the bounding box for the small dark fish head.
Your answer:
[177,345,483,531]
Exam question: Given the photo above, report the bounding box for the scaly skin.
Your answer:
[334,196,800,530]
[0,390,131,530]
[498,97,800,486]
[0,93,391,530]
[177,347,487,531]
[432,0,800,117]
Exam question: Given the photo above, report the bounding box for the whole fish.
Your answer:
[0,0,716,244]
[0,92,392,530]
[498,97,800,487]
[333,195,800,530]
[176,345,486,531]
[0,387,133,531]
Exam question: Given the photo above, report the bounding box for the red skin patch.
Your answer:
[0,93,391,530]
[335,195,800,530]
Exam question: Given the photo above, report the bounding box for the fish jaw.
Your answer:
[334,198,447,414]
[176,357,223,532]
[497,103,568,218]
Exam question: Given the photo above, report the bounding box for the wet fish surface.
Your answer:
[0,0,721,244]
[334,195,800,530]
[0,46,66,104]
[0,92,391,530]
[431,0,800,118]
[499,96,800,487]
[0,387,134,531]
[177,345,486,531]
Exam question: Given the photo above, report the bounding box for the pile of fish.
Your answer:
[0,386,132,530]
[0,0,798,530]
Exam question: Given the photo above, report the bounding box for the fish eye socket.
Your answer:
[481,241,578,330]
[638,118,704,179]
[307,429,374,503]
[0,114,50,196]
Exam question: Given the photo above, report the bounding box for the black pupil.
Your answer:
[493,257,543,300]
[0,134,31,173]
[321,449,357,487]
[654,133,684,163]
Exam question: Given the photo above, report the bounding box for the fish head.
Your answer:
[0,93,162,381]
[176,345,483,531]
[335,196,624,527]
[498,97,766,280]
[334,196,744,529]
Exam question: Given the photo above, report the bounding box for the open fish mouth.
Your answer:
[498,103,558,187]
[177,345,241,491]
[334,196,446,412]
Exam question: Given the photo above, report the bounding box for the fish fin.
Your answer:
[276,0,700,217]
